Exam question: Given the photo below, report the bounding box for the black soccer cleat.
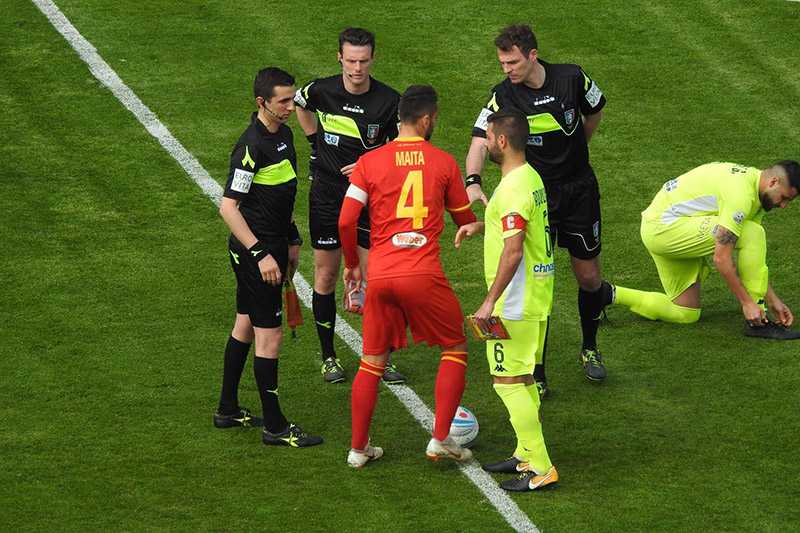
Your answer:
[482,456,528,474]
[536,380,550,400]
[263,423,323,448]
[499,466,559,492]
[213,407,263,428]
[382,363,406,385]
[579,349,607,381]
[744,321,800,340]
[321,356,346,384]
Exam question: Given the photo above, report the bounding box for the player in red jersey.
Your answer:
[338,85,478,467]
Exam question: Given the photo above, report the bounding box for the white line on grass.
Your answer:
[30,1,539,531]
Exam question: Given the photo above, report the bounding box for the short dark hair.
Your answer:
[398,85,438,123]
[495,24,538,57]
[253,67,294,100]
[487,109,529,152]
[339,27,376,54]
[775,160,800,192]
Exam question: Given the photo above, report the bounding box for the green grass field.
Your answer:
[3,1,800,531]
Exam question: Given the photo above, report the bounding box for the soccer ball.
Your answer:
[449,406,479,448]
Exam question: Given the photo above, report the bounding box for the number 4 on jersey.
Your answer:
[396,170,429,229]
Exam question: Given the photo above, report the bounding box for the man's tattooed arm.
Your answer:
[714,225,738,246]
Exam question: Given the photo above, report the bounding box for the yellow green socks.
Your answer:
[736,221,769,309]
[614,286,701,324]
[493,382,552,474]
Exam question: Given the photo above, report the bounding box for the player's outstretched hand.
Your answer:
[742,300,767,326]
[768,295,794,327]
[340,163,357,177]
[343,265,363,290]
[258,254,282,286]
[466,184,488,206]
[454,221,485,248]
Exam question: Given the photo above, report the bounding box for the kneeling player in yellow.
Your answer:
[611,161,800,339]
[456,109,557,492]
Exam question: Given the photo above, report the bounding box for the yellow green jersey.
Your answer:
[642,162,764,236]
[484,163,554,321]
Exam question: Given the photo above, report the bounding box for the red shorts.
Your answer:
[362,275,466,355]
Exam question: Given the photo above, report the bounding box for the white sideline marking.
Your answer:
[31,1,540,531]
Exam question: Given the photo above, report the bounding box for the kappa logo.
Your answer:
[494,364,507,372]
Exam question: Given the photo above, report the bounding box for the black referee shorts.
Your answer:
[228,238,288,329]
[546,175,602,260]
[308,175,370,250]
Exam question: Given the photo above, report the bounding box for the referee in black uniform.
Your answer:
[295,28,405,385]
[213,67,322,448]
[466,24,614,394]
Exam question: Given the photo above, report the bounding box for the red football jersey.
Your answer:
[349,136,471,281]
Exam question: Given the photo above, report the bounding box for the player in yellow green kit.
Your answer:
[610,161,800,339]
[456,109,557,492]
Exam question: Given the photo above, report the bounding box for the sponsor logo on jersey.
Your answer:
[324,132,340,146]
[392,231,428,248]
[366,124,380,143]
[733,211,745,224]
[276,142,287,152]
[474,108,492,131]
[564,108,575,126]
[231,168,254,193]
[343,104,364,114]
[585,81,603,107]
[533,96,555,106]
[527,135,543,146]
[293,89,307,108]
[533,262,555,277]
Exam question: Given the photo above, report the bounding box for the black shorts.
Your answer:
[309,175,370,250]
[545,175,602,260]
[228,238,288,329]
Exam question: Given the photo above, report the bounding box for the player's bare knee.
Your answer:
[314,268,338,293]
[232,314,254,342]
[254,327,283,355]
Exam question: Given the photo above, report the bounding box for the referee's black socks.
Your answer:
[312,291,337,360]
[253,356,288,434]
[578,286,604,351]
[218,336,251,415]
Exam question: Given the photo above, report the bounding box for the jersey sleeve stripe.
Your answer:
[345,183,368,204]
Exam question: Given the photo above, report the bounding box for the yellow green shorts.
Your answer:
[486,319,547,377]
[640,215,716,300]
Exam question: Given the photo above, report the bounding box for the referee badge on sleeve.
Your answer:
[231,168,254,193]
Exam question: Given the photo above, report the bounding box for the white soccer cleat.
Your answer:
[425,436,473,462]
[347,443,384,468]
